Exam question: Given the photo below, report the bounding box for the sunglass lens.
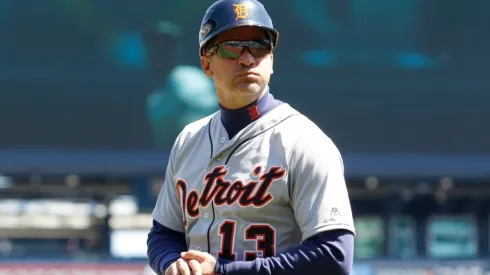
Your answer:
[217,41,271,59]
[218,44,243,58]
[249,47,270,58]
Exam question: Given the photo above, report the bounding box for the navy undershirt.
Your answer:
[147,88,354,275]
[219,87,282,139]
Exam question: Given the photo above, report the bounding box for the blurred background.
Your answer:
[0,0,489,274]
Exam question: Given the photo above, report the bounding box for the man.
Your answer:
[147,0,356,274]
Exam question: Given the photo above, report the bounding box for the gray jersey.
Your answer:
[152,103,355,261]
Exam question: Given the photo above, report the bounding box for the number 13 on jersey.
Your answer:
[218,219,276,261]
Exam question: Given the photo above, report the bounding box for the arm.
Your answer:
[215,229,354,275]
[147,137,189,274]
[147,220,188,275]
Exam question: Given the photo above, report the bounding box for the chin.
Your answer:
[235,82,263,94]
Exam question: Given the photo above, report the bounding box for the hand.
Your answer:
[181,250,217,275]
[165,258,201,275]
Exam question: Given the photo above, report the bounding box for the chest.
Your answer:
[173,134,291,221]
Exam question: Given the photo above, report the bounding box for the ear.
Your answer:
[269,53,274,74]
[200,56,213,77]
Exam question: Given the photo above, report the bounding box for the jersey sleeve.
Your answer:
[151,138,186,233]
[289,127,355,241]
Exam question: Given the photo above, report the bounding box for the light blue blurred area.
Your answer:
[146,65,218,148]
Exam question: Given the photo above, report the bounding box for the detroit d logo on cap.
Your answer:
[233,4,249,20]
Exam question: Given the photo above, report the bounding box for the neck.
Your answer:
[219,86,282,139]
[218,86,269,110]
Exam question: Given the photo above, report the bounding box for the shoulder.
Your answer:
[165,112,218,170]
[172,111,218,150]
[165,111,218,172]
[278,105,337,148]
[276,105,343,168]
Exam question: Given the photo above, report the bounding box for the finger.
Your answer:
[181,250,206,263]
[165,262,178,275]
[188,259,202,275]
[176,258,191,275]
[181,249,199,259]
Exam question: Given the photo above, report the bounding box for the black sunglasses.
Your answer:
[207,40,272,59]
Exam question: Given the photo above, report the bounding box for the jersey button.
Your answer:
[220,137,225,143]
[204,213,209,218]
[196,246,201,251]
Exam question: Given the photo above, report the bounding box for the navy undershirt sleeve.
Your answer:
[147,220,188,275]
[215,229,354,275]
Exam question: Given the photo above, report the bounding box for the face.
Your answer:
[200,26,274,108]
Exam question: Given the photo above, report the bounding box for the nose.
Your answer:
[238,48,255,67]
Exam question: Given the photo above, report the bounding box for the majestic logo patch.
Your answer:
[176,166,286,227]
[199,22,213,42]
[233,4,249,20]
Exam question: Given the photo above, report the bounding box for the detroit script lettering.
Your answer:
[176,166,286,227]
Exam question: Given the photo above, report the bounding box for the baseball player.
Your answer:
[147,0,355,274]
